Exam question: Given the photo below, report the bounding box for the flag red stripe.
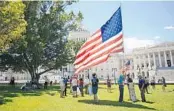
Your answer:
[74,32,102,64]
[75,32,123,65]
[88,34,123,57]
[79,33,101,53]
[75,38,102,64]
[75,55,109,74]
[75,46,123,74]
[75,41,123,69]
[75,32,123,67]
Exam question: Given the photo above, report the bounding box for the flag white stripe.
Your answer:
[76,31,101,56]
[74,38,102,64]
[75,37,123,69]
[75,45,123,73]
[75,31,122,65]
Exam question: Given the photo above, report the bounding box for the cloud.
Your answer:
[154,36,160,39]
[164,26,174,30]
[124,37,156,53]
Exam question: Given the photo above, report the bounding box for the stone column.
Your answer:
[164,51,167,67]
[158,52,162,67]
[170,50,173,66]
[153,53,156,68]
[143,55,146,68]
[148,53,151,69]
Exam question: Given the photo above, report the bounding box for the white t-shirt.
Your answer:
[72,79,78,86]
[84,79,90,86]
[60,79,65,87]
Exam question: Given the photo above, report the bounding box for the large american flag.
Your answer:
[74,7,123,74]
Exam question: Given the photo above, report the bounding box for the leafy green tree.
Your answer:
[0,1,27,51]
[0,1,83,83]
[66,40,84,62]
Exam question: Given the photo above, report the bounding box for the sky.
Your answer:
[67,1,174,53]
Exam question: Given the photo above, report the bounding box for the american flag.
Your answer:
[74,7,123,74]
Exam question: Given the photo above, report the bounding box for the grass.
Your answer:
[0,84,174,111]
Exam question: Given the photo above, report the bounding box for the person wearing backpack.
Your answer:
[91,73,99,103]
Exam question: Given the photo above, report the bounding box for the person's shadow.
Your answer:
[78,99,156,110]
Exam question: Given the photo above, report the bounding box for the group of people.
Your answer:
[59,73,99,102]
[117,71,167,103]
[42,71,167,103]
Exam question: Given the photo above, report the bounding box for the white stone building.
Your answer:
[1,27,174,83]
[126,42,174,83]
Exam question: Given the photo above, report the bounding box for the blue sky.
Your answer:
[68,1,174,52]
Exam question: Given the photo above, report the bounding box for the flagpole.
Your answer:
[120,2,125,74]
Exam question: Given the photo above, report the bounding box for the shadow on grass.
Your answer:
[0,85,60,105]
[0,97,13,105]
[78,100,156,110]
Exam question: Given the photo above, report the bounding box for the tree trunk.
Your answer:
[30,72,40,84]
[29,72,42,89]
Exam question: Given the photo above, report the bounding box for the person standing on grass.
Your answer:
[69,77,72,93]
[162,77,167,92]
[63,78,68,96]
[127,74,137,102]
[72,76,78,97]
[84,77,90,94]
[151,76,156,90]
[91,73,99,103]
[118,71,125,102]
[79,78,84,97]
[60,77,65,98]
[106,76,112,93]
[145,77,149,94]
[138,76,146,102]
[44,76,49,89]
[10,77,15,87]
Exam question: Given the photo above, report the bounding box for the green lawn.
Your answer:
[0,84,174,111]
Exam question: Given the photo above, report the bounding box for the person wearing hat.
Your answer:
[91,73,99,103]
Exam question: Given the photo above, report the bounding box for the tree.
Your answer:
[0,1,27,51]
[0,1,83,83]
[65,40,84,62]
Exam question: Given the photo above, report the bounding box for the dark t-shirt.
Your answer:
[92,77,99,87]
[127,78,133,83]
[139,79,145,89]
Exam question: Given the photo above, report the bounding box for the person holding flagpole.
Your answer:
[73,6,123,102]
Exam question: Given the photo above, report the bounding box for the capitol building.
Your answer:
[0,28,174,83]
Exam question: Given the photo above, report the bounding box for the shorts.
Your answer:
[72,86,77,91]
